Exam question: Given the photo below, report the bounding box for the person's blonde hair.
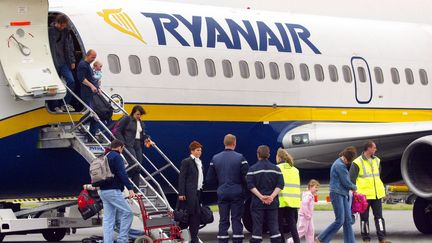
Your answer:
[308,179,320,189]
[276,148,294,166]
[223,134,236,146]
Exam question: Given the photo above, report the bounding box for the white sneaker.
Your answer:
[62,104,76,112]
[54,107,63,113]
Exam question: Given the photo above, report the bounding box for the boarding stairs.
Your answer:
[38,87,181,238]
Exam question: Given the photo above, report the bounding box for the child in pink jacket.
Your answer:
[288,179,320,243]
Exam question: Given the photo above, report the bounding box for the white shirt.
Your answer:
[191,154,204,190]
[135,120,142,139]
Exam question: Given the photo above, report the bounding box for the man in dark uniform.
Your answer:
[247,145,284,243]
[206,134,249,243]
[77,49,99,139]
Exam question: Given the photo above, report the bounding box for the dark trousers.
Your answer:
[124,140,144,192]
[278,207,300,243]
[250,208,281,243]
[360,199,386,241]
[79,94,100,137]
[189,191,202,243]
[218,197,244,243]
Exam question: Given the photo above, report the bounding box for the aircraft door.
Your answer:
[0,0,66,101]
[351,56,373,104]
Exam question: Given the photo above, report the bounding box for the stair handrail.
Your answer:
[99,88,180,194]
[62,86,171,210]
[99,89,180,174]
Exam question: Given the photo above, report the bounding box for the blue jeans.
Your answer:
[114,211,145,239]
[99,189,133,243]
[48,64,75,109]
[318,192,355,243]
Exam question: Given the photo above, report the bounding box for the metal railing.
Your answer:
[61,86,173,210]
[99,89,180,194]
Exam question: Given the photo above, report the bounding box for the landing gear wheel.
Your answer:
[42,228,67,242]
[413,197,432,234]
[134,235,154,243]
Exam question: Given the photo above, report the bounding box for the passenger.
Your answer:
[350,141,391,243]
[48,14,77,112]
[247,145,284,243]
[316,146,357,243]
[288,179,320,243]
[178,141,205,243]
[206,134,249,243]
[276,148,301,243]
[99,139,135,243]
[93,60,103,87]
[77,49,100,140]
[115,105,153,190]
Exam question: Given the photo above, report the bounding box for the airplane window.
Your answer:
[314,64,324,81]
[405,68,414,85]
[300,63,310,81]
[222,60,233,78]
[149,56,161,75]
[168,57,180,76]
[374,67,384,84]
[128,55,142,75]
[419,69,428,85]
[205,59,216,77]
[358,67,367,83]
[255,61,265,79]
[239,60,250,79]
[269,62,280,80]
[342,65,352,83]
[284,63,295,80]
[108,54,121,74]
[187,58,198,76]
[328,65,338,82]
[391,68,400,84]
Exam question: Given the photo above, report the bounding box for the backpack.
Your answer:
[110,115,130,137]
[77,189,103,220]
[89,152,114,187]
[92,93,113,121]
[352,192,368,214]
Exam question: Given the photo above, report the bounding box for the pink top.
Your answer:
[299,191,314,220]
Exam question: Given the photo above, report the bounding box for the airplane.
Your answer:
[0,0,431,237]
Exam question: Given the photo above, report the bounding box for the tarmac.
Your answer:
[2,210,432,242]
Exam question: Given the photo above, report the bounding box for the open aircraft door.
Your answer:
[0,0,66,101]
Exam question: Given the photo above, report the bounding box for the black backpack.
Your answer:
[92,93,113,121]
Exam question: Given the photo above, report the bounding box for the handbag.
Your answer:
[174,200,189,224]
[200,205,214,225]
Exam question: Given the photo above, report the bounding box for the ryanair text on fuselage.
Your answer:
[143,13,321,54]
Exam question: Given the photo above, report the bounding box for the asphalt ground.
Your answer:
[2,210,432,243]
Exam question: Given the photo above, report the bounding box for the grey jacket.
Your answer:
[48,25,76,68]
[115,116,149,148]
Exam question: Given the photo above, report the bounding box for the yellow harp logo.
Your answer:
[97,9,146,44]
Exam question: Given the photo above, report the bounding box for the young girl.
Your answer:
[288,179,320,243]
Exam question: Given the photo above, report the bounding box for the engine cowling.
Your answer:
[401,135,432,199]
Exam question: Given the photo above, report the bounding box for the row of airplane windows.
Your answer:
[107,54,429,86]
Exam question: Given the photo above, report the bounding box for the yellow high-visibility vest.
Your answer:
[353,155,386,200]
[278,163,301,208]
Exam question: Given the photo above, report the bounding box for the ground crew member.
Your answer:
[247,145,284,243]
[276,148,301,243]
[206,134,249,243]
[350,141,391,243]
